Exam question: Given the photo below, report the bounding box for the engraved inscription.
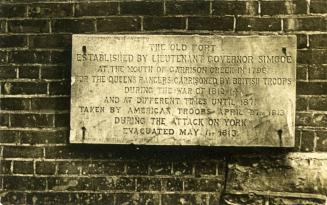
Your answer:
[70,35,296,147]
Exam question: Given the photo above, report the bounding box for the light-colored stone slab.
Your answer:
[70,35,296,146]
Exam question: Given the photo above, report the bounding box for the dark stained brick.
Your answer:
[261,0,307,15]
[121,2,163,15]
[97,17,141,32]
[10,114,54,128]
[237,17,281,31]
[144,17,186,30]
[166,1,210,15]
[8,20,49,33]
[28,3,73,17]
[52,19,94,33]
[0,4,26,17]
[212,1,258,16]
[0,35,27,48]
[75,2,118,16]
[188,17,234,31]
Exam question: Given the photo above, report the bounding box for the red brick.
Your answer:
[0,35,27,48]
[75,2,118,16]
[8,50,50,64]
[297,82,327,95]
[13,161,34,174]
[310,34,327,48]
[212,1,258,16]
[120,2,163,15]
[28,3,73,18]
[144,17,186,30]
[3,176,46,190]
[41,66,69,80]
[166,1,209,15]
[29,34,71,49]
[316,131,327,152]
[0,98,30,110]
[52,19,95,33]
[0,66,17,79]
[10,114,54,128]
[0,4,26,17]
[237,17,281,31]
[8,20,49,33]
[308,64,327,80]
[116,193,159,205]
[310,0,327,13]
[284,17,327,31]
[18,66,40,79]
[36,161,56,175]
[20,130,68,145]
[3,146,43,158]
[308,97,327,111]
[0,113,9,126]
[296,96,307,111]
[188,17,234,31]
[1,82,47,95]
[97,17,141,32]
[300,130,315,151]
[31,97,69,111]
[136,177,161,191]
[49,81,70,95]
[261,0,307,15]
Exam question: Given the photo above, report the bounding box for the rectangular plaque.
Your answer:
[70,35,296,147]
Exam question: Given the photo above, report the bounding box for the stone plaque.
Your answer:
[70,35,296,147]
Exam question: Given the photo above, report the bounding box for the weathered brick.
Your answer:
[10,114,54,128]
[52,19,95,33]
[1,192,26,205]
[226,154,327,194]
[296,96,307,111]
[0,4,26,17]
[81,161,125,175]
[261,0,307,15]
[0,35,26,48]
[297,82,327,95]
[19,66,40,79]
[308,64,327,80]
[195,161,217,176]
[144,17,186,30]
[50,50,71,64]
[47,177,94,191]
[93,177,115,190]
[162,178,183,191]
[0,66,16,79]
[0,51,7,64]
[29,34,71,49]
[1,82,47,95]
[187,178,223,192]
[310,34,327,48]
[149,161,171,175]
[120,2,163,15]
[97,17,141,32]
[313,114,327,127]
[166,1,209,15]
[8,20,49,33]
[310,0,327,13]
[284,17,327,31]
[116,193,160,205]
[0,98,30,110]
[0,113,9,126]
[212,1,258,16]
[296,112,313,126]
[45,146,90,159]
[173,161,193,176]
[0,130,20,143]
[28,3,73,18]
[49,81,70,95]
[115,177,136,191]
[41,66,70,80]
[222,193,265,205]
[309,97,327,111]
[57,161,81,175]
[301,130,315,151]
[75,2,118,16]
[162,194,207,205]
[20,130,68,145]
[31,97,69,111]
[55,113,69,127]
[3,146,43,158]
[237,17,281,31]
[316,131,327,152]
[136,177,161,191]
[8,50,50,64]
[270,196,326,205]
[297,34,307,49]
[127,161,149,175]
[188,17,234,31]
[296,64,307,80]
[13,161,34,174]
[0,160,12,174]
[0,20,6,33]
[36,161,56,175]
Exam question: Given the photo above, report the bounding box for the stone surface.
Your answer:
[70,35,296,146]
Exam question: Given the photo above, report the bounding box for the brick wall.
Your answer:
[0,0,326,204]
